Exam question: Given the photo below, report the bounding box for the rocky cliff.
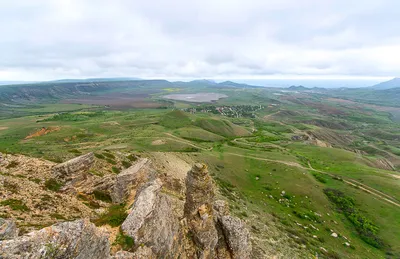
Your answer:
[0,153,251,259]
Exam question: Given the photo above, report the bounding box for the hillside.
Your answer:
[370,77,400,90]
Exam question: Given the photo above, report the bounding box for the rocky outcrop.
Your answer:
[52,152,94,185]
[113,246,155,259]
[0,219,110,259]
[214,200,252,259]
[121,178,179,257]
[184,163,218,258]
[111,158,154,203]
[0,218,18,240]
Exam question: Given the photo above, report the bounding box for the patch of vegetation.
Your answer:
[89,169,104,177]
[106,158,117,165]
[44,178,63,192]
[113,230,135,251]
[6,161,19,169]
[94,153,105,159]
[126,154,137,162]
[324,188,385,249]
[312,172,328,183]
[68,149,82,155]
[93,190,112,203]
[50,213,67,220]
[103,152,116,159]
[0,199,29,211]
[121,160,132,168]
[112,166,121,174]
[94,204,128,227]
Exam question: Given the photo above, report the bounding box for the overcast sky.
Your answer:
[0,0,399,81]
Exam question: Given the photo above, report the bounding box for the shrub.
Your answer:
[126,154,137,162]
[324,188,385,249]
[0,199,29,211]
[113,231,134,251]
[121,161,132,168]
[94,153,105,159]
[94,204,128,227]
[93,190,112,203]
[103,152,116,159]
[45,178,63,192]
[112,166,121,174]
[312,172,327,183]
[106,158,117,165]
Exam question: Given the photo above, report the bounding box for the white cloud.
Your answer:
[0,0,399,80]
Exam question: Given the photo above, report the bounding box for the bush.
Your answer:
[312,172,327,183]
[44,178,63,192]
[94,204,128,227]
[324,188,385,249]
[121,161,132,168]
[113,231,134,251]
[103,152,116,159]
[106,158,117,165]
[0,199,29,211]
[126,154,137,162]
[93,190,112,203]
[112,166,121,174]
[94,153,105,159]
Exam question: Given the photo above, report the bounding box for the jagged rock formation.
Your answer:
[0,156,252,259]
[52,152,94,185]
[121,178,180,257]
[0,218,18,240]
[184,163,219,258]
[111,158,154,203]
[0,219,110,259]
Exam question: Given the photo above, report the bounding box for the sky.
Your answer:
[0,0,400,81]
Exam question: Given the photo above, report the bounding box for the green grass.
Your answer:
[159,110,191,129]
[194,117,250,137]
[94,204,128,227]
[113,231,135,251]
[174,127,225,142]
[44,178,63,192]
[0,199,29,211]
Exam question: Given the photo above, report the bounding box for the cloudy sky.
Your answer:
[0,0,399,81]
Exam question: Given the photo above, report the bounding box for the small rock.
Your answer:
[331,233,338,238]
[52,152,94,184]
[344,242,351,247]
[313,235,317,239]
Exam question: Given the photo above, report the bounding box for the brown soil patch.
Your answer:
[151,139,166,145]
[0,126,9,130]
[25,126,61,140]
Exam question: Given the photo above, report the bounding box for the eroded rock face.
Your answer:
[121,178,179,257]
[111,158,154,203]
[184,163,218,258]
[0,219,110,259]
[113,246,155,259]
[220,216,252,259]
[0,218,18,240]
[52,152,94,184]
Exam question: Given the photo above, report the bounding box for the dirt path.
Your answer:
[307,162,400,208]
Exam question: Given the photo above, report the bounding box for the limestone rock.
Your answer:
[121,178,179,257]
[0,218,18,240]
[184,163,218,258]
[52,152,94,184]
[111,158,154,203]
[0,219,110,259]
[220,215,252,259]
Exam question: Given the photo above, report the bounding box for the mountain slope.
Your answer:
[370,77,400,90]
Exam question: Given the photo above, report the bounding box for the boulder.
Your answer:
[184,163,218,258]
[121,179,179,257]
[52,152,94,184]
[0,219,110,259]
[220,215,252,259]
[111,158,154,203]
[0,218,18,240]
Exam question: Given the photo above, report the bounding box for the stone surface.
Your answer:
[220,215,252,259]
[113,246,155,258]
[52,152,94,184]
[184,163,218,258]
[111,158,154,203]
[121,178,179,257]
[0,218,18,240]
[0,219,110,259]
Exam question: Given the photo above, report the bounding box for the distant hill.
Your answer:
[370,78,400,90]
[47,77,141,83]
